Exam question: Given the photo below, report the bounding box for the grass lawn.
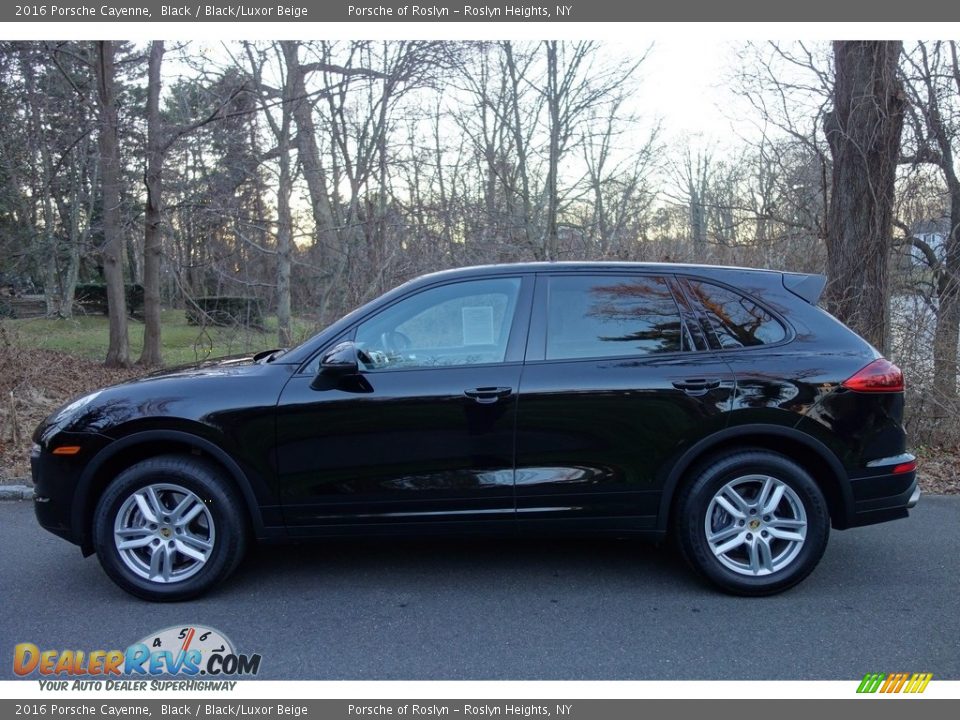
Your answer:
[7,309,320,366]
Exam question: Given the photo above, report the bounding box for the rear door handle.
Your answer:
[672,378,722,393]
[464,386,513,404]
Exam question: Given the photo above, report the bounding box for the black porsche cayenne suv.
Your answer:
[31,262,919,600]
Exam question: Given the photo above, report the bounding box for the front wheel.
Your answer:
[92,455,247,601]
[674,450,830,596]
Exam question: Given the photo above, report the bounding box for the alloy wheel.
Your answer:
[112,483,215,584]
[703,474,807,577]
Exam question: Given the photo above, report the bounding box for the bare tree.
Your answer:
[240,42,295,347]
[539,41,646,259]
[94,40,130,368]
[732,42,833,266]
[140,41,165,367]
[581,98,659,258]
[278,40,433,320]
[140,42,245,366]
[500,42,541,256]
[672,143,715,256]
[9,43,96,318]
[900,41,960,398]
[823,41,904,352]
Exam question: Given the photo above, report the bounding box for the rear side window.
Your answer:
[545,275,683,360]
[686,280,786,348]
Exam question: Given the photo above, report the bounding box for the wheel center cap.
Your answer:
[749,519,761,531]
[160,527,172,538]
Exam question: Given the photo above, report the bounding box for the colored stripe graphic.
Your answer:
[857,672,931,694]
[904,673,933,694]
[857,673,885,693]
[884,672,906,693]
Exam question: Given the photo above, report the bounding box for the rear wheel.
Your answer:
[674,449,829,595]
[92,455,247,601]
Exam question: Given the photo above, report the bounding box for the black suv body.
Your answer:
[31,262,919,599]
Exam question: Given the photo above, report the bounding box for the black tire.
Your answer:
[674,449,830,596]
[92,454,247,601]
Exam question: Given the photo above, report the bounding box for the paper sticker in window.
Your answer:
[462,306,495,345]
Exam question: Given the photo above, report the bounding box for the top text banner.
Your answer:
[4,0,960,22]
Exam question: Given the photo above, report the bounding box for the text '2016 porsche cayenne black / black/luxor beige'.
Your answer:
[31,262,919,601]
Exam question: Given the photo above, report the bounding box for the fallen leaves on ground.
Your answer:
[0,325,144,481]
[913,446,960,495]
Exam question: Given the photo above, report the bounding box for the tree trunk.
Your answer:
[544,41,560,260]
[690,184,707,256]
[279,42,338,273]
[502,42,536,257]
[22,53,62,317]
[41,214,59,316]
[95,41,131,368]
[823,41,904,353]
[275,57,294,348]
[925,42,960,400]
[276,147,293,348]
[57,136,92,318]
[139,40,165,367]
[933,195,960,399]
[61,240,80,318]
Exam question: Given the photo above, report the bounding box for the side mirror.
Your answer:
[319,341,359,376]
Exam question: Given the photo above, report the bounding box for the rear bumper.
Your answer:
[907,484,921,508]
[843,455,919,528]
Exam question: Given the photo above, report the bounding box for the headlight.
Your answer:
[51,391,102,425]
[38,391,104,445]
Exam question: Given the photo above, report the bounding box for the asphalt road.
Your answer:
[1,496,958,680]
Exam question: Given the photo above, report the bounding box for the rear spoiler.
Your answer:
[783,273,827,305]
[782,272,826,305]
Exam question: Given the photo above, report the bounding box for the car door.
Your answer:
[277,274,533,532]
[514,272,736,531]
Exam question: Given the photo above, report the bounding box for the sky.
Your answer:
[639,39,743,141]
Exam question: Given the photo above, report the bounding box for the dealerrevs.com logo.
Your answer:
[13,625,261,690]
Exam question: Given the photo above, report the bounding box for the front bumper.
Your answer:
[31,433,110,547]
[31,446,81,544]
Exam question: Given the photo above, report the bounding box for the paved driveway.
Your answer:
[1,496,957,680]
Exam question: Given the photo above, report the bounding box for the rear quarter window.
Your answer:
[685,279,786,349]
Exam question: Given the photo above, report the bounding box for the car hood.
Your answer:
[142,347,293,378]
[33,350,291,444]
[140,351,265,381]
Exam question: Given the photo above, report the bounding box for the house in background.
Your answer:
[908,217,951,268]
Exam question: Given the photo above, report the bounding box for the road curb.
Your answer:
[0,485,34,501]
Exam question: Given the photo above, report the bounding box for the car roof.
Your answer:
[411,261,786,283]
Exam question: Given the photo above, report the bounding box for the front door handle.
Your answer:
[672,378,722,394]
[464,386,513,404]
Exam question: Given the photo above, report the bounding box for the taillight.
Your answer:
[842,358,904,393]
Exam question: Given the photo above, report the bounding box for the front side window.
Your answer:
[685,280,786,348]
[545,275,683,360]
[355,277,521,370]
